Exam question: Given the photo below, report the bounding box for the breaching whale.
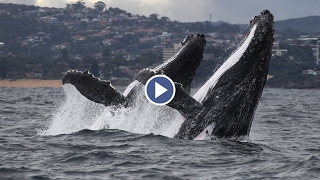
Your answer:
[62,34,206,108]
[136,10,274,140]
[62,10,274,140]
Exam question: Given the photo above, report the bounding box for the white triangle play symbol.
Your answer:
[155,82,167,98]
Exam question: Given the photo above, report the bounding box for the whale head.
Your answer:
[175,10,275,140]
[203,10,274,139]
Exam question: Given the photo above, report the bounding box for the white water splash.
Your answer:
[39,83,178,137]
[38,84,105,135]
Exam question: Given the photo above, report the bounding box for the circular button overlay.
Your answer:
[145,74,176,105]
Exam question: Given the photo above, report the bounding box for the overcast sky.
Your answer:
[1,0,319,24]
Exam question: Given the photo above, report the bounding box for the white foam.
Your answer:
[40,83,178,137]
[100,87,178,135]
[38,84,105,135]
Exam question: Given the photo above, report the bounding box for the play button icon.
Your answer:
[145,75,176,105]
[155,82,167,98]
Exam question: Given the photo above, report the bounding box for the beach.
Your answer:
[0,79,62,88]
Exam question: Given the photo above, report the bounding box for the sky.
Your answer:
[1,0,319,24]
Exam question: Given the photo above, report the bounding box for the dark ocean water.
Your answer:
[1,87,320,180]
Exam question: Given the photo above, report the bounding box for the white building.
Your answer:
[286,37,320,64]
[272,41,288,56]
[163,44,181,61]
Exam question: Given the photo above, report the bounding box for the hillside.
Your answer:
[275,16,320,33]
[0,2,319,88]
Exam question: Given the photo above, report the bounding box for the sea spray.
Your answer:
[38,84,105,135]
[91,84,178,135]
[40,83,179,137]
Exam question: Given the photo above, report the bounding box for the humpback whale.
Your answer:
[136,10,274,140]
[62,10,274,140]
[62,34,206,107]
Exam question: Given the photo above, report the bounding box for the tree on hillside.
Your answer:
[102,47,111,58]
[161,16,170,22]
[72,0,86,10]
[61,49,69,59]
[0,58,8,78]
[204,21,214,32]
[94,1,106,11]
[149,14,159,21]
[66,3,71,9]
[108,7,127,14]
[91,59,100,77]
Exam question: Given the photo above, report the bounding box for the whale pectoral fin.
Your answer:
[62,70,129,107]
[167,83,204,120]
[135,69,204,119]
[135,68,156,85]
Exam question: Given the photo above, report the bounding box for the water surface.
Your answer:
[1,87,320,179]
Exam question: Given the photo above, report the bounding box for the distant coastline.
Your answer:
[0,79,62,88]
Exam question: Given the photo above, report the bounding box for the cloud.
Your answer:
[0,0,319,23]
[0,0,36,6]
[37,0,70,8]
